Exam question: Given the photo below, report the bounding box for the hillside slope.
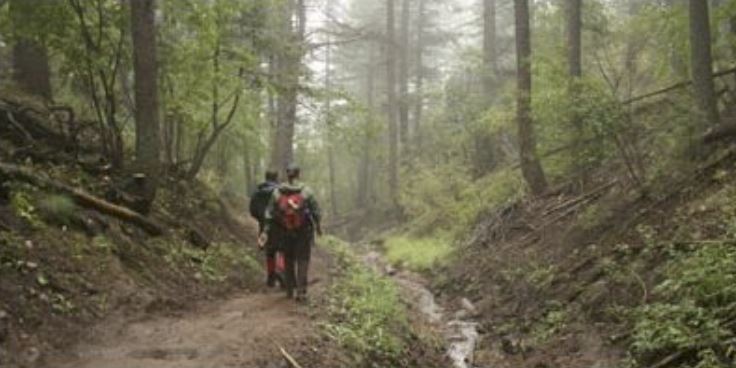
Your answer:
[439,149,736,368]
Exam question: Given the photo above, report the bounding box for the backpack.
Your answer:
[277,190,308,231]
[249,183,276,222]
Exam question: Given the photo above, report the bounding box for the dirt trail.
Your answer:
[41,248,331,368]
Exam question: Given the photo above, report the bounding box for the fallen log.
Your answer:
[0,162,165,236]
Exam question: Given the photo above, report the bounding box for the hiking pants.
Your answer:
[282,229,313,296]
[264,227,282,278]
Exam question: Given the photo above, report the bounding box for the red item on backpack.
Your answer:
[278,191,306,230]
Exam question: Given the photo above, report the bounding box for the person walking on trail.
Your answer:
[250,170,283,288]
[261,164,322,302]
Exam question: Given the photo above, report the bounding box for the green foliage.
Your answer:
[11,189,42,227]
[383,236,452,273]
[321,236,410,364]
[37,195,77,225]
[399,165,525,239]
[162,238,260,283]
[529,305,569,345]
[628,242,736,367]
[632,301,728,356]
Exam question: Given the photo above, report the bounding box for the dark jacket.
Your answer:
[249,181,279,232]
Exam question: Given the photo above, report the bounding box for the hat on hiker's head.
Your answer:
[286,163,300,179]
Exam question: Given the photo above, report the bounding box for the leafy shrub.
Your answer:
[629,242,736,367]
[37,194,77,225]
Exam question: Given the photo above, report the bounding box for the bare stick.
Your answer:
[279,346,304,368]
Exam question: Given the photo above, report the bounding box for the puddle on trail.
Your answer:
[364,251,480,368]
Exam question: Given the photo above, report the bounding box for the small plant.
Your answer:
[628,242,736,367]
[11,189,43,227]
[384,236,453,272]
[322,236,411,365]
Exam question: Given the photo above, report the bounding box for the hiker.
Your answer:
[250,170,283,287]
[261,164,322,302]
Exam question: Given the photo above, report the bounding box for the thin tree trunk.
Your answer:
[243,144,255,194]
[566,0,585,183]
[515,0,548,195]
[386,0,399,204]
[566,0,582,79]
[357,48,376,208]
[482,0,498,97]
[325,33,338,217]
[130,0,161,203]
[398,0,411,153]
[413,0,425,151]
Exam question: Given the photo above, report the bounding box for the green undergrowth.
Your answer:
[620,181,736,368]
[320,236,413,365]
[383,235,453,273]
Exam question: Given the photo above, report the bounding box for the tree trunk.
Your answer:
[386,0,399,204]
[566,0,586,182]
[130,0,161,203]
[515,0,548,195]
[357,48,376,208]
[270,0,304,174]
[474,0,499,175]
[482,0,498,97]
[566,0,582,79]
[689,0,720,127]
[398,0,411,153]
[413,0,425,151]
[325,32,338,217]
[9,0,52,100]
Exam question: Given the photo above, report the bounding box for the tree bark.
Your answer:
[515,0,548,195]
[130,0,161,203]
[325,31,338,217]
[689,0,720,127]
[9,0,53,100]
[566,0,582,79]
[270,0,304,174]
[566,0,586,182]
[482,0,498,97]
[357,48,376,208]
[398,0,411,153]
[413,0,425,150]
[386,0,399,204]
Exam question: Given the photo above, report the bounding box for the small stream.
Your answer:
[363,251,480,368]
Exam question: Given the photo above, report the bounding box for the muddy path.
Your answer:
[41,248,332,368]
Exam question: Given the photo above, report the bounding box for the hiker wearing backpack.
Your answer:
[250,170,283,288]
[261,164,322,302]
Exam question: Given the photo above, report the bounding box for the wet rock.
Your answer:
[460,298,478,315]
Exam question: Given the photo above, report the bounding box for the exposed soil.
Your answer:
[41,247,333,368]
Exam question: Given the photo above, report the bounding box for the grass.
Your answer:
[384,235,453,272]
[320,236,411,365]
